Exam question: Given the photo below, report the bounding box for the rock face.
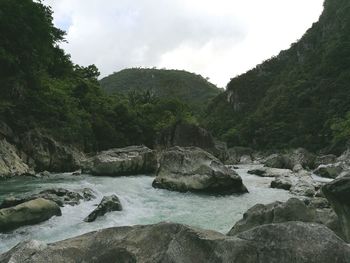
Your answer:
[0,139,31,178]
[84,195,122,222]
[228,198,316,235]
[322,176,350,242]
[152,146,248,194]
[156,122,228,162]
[86,146,158,176]
[21,130,86,172]
[1,222,349,263]
[0,188,95,209]
[0,198,61,232]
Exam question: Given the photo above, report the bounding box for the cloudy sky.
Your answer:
[43,0,324,88]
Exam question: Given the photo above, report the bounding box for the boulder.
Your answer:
[290,179,316,197]
[270,176,293,190]
[264,148,316,170]
[152,147,248,194]
[0,139,31,178]
[322,176,350,242]
[20,130,86,172]
[315,154,337,167]
[1,222,349,263]
[84,195,122,222]
[314,165,343,179]
[228,198,316,235]
[0,188,95,209]
[86,146,157,176]
[0,198,61,232]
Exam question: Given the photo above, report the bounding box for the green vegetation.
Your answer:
[0,0,196,151]
[205,0,350,153]
[100,68,222,114]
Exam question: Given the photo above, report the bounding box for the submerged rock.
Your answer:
[322,176,350,242]
[0,198,61,232]
[152,146,248,194]
[86,145,158,176]
[1,222,349,263]
[84,195,122,222]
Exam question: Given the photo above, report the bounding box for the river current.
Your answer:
[0,164,293,253]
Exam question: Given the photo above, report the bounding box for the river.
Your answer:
[0,164,293,253]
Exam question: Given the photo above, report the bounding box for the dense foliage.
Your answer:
[205,0,350,153]
[0,0,196,151]
[100,68,222,115]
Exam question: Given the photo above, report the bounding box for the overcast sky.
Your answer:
[43,0,324,88]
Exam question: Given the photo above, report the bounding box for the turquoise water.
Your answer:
[0,165,292,253]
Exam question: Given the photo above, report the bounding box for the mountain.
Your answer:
[100,68,222,113]
[205,0,350,153]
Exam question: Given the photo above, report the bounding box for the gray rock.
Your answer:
[86,146,157,176]
[228,198,316,235]
[314,165,343,179]
[0,188,95,209]
[21,130,86,173]
[0,139,30,178]
[270,176,293,190]
[315,154,337,167]
[264,148,316,170]
[0,198,61,232]
[290,179,316,197]
[1,222,349,263]
[225,146,255,165]
[152,146,248,194]
[322,176,350,242]
[84,195,122,222]
[248,167,294,177]
[156,122,228,162]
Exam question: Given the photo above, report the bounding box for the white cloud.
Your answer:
[44,0,324,88]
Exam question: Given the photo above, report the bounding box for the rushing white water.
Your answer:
[0,164,293,253]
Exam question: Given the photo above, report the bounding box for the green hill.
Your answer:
[205,0,350,153]
[100,68,222,113]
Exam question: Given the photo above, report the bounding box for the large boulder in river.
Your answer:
[84,195,122,222]
[1,222,349,263]
[87,146,158,176]
[228,198,316,235]
[322,176,350,242]
[264,148,316,170]
[0,198,61,232]
[152,146,248,194]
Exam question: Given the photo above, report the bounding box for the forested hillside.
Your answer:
[205,0,350,153]
[0,0,196,151]
[100,68,222,113]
